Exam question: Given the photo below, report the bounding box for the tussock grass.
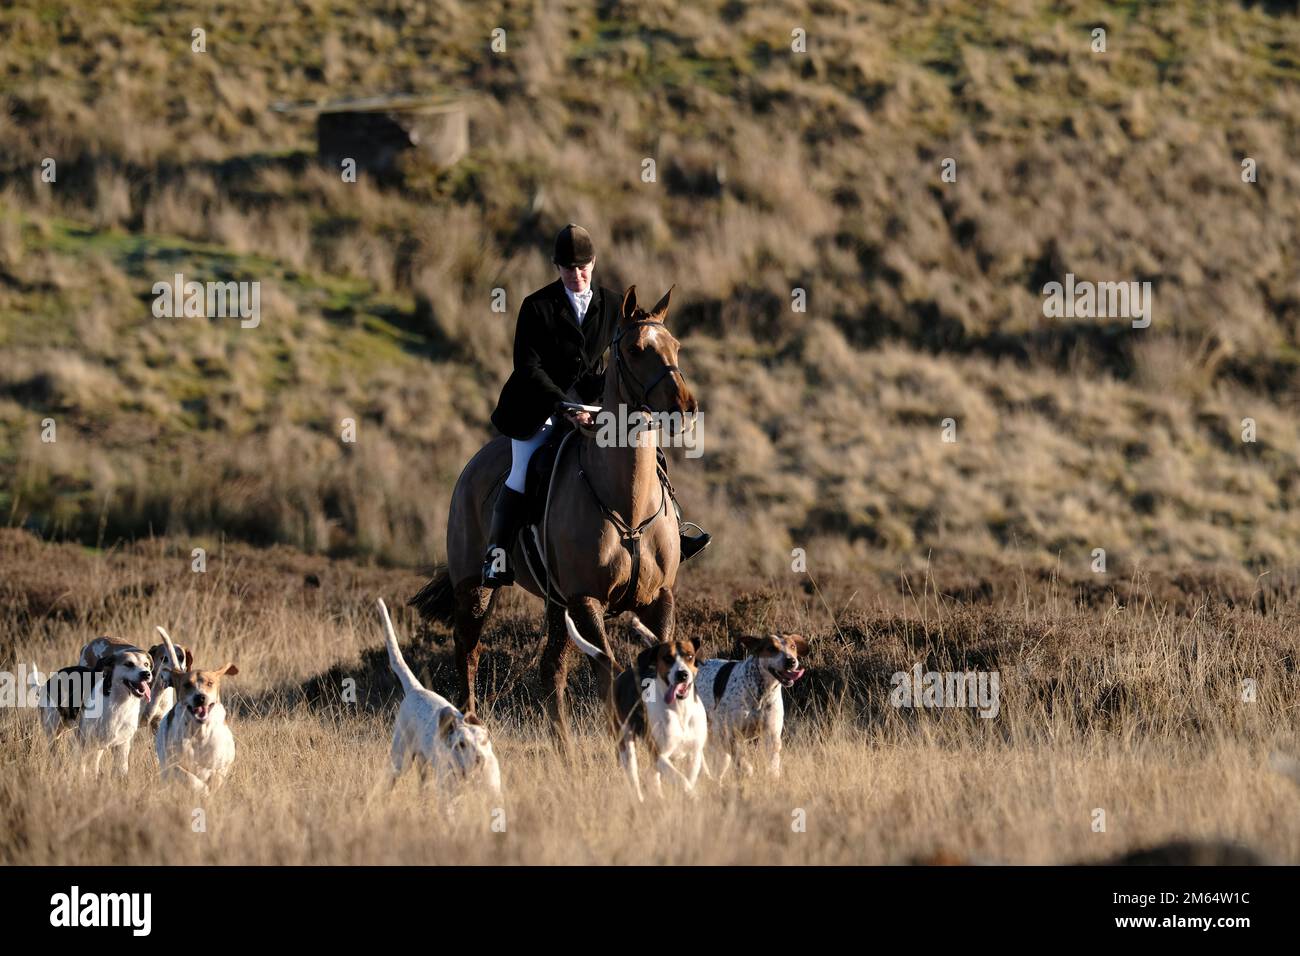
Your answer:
[1,530,1297,864]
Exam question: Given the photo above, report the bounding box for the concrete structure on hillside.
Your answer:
[272,94,468,178]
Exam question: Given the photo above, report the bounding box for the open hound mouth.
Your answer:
[126,679,151,700]
[189,703,209,722]
[773,667,804,687]
[672,682,691,701]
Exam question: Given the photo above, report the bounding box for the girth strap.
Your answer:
[577,445,668,612]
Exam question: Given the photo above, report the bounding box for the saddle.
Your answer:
[521,425,674,524]
[522,426,568,523]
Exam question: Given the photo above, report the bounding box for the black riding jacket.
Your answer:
[489,279,618,440]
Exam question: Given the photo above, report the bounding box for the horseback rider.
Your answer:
[481,223,711,587]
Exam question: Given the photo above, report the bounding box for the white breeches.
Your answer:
[506,417,554,493]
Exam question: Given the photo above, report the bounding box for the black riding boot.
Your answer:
[481,486,529,588]
[679,521,712,562]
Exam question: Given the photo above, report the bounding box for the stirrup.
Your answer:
[679,522,711,562]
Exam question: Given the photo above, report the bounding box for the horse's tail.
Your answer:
[409,565,455,625]
[377,598,420,695]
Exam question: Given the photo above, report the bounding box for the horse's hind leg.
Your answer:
[452,581,498,714]
[636,587,676,642]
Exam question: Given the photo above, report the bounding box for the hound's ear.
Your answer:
[737,635,762,656]
[648,285,674,320]
[97,652,120,675]
[788,634,810,657]
[690,636,704,658]
[621,285,638,320]
[465,713,482,726]
[635,645,661,674]
[183,647,194,671]
[81,641,106,669]
[438,707,458,739]
[216,663,238,677]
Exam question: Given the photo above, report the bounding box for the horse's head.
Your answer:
[612,285,697,418]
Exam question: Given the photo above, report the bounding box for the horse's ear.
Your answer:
[648,285,674,320]
[621,285,638,321]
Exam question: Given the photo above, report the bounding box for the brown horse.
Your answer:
[411,285,697,743]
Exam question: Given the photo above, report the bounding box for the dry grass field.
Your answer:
[2,529,1297,865]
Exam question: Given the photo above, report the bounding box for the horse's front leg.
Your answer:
[635,587,675,642]
[567,596,617,711]
[540,601,575,751]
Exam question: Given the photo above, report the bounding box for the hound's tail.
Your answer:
[564,612,608,661]
[154,626,183,672]
[377,598,421,695]
[408,565,456,625]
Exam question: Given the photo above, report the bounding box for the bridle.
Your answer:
[565,316,687,613]
[611,318,685,414]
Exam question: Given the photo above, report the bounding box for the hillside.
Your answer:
[2,0,1300,575]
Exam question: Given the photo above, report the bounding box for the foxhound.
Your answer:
[696,633,808,778]
[565,613,707,802]
[153,627,238,794]
[80,635,194,731]
[377,599,501,796]
[39,644,153,776]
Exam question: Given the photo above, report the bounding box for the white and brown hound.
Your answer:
[377,599,501,796]
[565,613,707,802]
[39,642,153,776]
[80,635,193,731]
[153,627,238,794]
[696,633,807,779]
